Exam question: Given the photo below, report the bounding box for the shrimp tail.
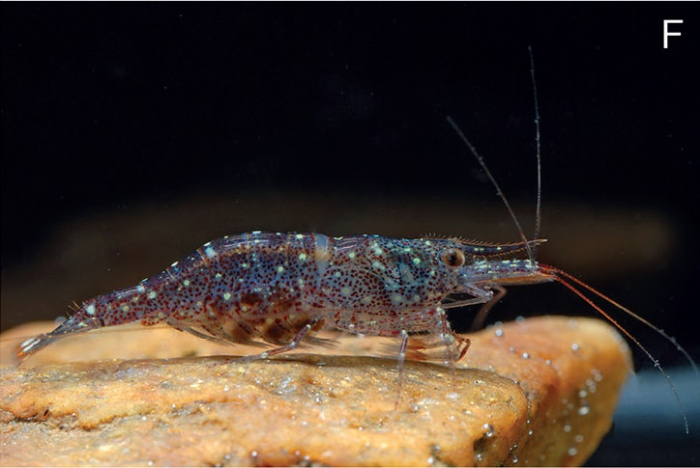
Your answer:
[16,315,104,361]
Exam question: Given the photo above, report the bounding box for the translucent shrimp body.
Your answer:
[19,232,546,364]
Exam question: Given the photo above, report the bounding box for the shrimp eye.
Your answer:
[441,248,466,268]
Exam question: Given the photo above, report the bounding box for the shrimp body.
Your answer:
[18,231,546,362]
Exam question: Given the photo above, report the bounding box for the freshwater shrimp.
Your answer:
[16,49,696,432]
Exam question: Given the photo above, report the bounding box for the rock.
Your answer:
[0,316,630,466]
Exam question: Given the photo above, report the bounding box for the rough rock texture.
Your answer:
[0,316,631,466]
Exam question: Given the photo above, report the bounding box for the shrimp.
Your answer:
[18,232,544,366]
[16,48,696,432]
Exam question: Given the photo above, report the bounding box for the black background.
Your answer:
[2,4,698,465]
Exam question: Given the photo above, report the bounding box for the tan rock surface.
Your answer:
[0,316,631,466]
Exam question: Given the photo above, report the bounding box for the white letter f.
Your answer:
[664,19,683,49]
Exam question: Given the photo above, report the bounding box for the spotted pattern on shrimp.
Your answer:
[18,231,543,361]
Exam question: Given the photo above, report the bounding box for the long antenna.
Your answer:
[446,116,534,261]
[539,264,694,434]
[447,47,544,262]
[528,46,543,250]
[449,48,696,435]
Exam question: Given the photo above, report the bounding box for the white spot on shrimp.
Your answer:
[398,263,414,283]
[277,266,284,273]
[348,251,356,259]
[215,273,223,280]
[298,253,307,261]
[121,305,130,313]
[86,304,96,316]
[171,261,179,268]
[183,280,190,287]
[223,292,232,301]
[341,287,351,296]
[295,233,304,239]
[205,246,216,258]
[391,294,404,303]
[412,257,421,266]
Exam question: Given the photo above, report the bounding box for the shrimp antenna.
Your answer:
[449,48,696,433]
[447,47,543,262]
[446,117,532,260]
[528,46,543,250]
